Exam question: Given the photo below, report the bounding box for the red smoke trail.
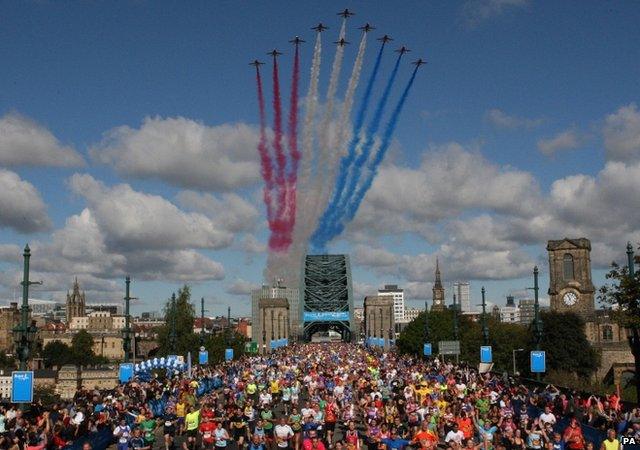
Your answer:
[268,55,290,252]
[255,66,275,224]
[285,44,300,233]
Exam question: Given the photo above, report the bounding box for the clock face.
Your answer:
[563,292,578,306]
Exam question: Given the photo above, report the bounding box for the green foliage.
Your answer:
[156,285,202,357]
[599,259,640,330]
[397,309,596,378]
[42,340,71,368]
[71,330,97,367]
[521,311,600,379]
[204,331,247,364]
[0,352,15,372]
[34,385,60,407]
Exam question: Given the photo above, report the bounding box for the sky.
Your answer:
[0,0,639,316]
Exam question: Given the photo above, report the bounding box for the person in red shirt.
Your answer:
[563,418,586,450]
[303,432,327,450]
[200,417,217,450]
[456,412,474,441]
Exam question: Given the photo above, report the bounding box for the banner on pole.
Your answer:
[119,363,134,383]
[11,371,34,403]
[530,350,546,373]
[480,346,493,363]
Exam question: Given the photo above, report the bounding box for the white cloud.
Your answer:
[68,174,234,251]
[603,104,640,162]
[91,117,260,191]
[485,108,543,129]
[537,129,583,156]
[176,191,259,233]
[461,0,529,27]
[0,169,51,232]
[226,279,259,296]
[0,112,85,167]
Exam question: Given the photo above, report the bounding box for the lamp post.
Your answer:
[200,298,207,347]
[123,276,136,363]
[169,293,177,353]
[424,299,430,346]
[512,348,524,375]
[270,310,275,351]
[530,266,543,381]
[453,293,459,341]
[379,308,383,340]
[626,242,640,404]
[481,287,489,346]
[262,308,267,354]
[12,244,40,411]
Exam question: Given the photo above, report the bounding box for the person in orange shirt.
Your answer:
[412,421,438,450]
[456,412,474,441]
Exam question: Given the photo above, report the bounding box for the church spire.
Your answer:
[434,257,443,289]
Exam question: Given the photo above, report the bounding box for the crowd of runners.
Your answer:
[0,343,637,450]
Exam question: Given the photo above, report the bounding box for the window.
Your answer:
[563,254,575,280]
[602,325,613,341]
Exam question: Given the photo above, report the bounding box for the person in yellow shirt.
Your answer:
[184,406,201,450]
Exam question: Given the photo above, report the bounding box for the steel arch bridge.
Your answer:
[301,254,355,342]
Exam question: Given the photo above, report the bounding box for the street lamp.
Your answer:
[123,276,137,363]
[512,348,524,375]
[528,266,543,381]
[169,293,177,353]
[14,245,41,373]
[452,293,459,341]
[480,287,489,346]
[626,242,640,404]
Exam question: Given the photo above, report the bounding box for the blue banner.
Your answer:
[119,363,133,383]
[480,346,493,363]
[423,343,432,356]
[530,350,546,373]
[225,348,234,361]
[199,350,208,365]
[11,371,34,403]
[303,311,349,322]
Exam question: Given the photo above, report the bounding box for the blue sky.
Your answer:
[0,0,639,316]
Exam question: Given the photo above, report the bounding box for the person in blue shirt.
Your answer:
[381,429,411,450]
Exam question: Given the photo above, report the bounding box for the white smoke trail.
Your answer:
[316,30,368,226]
[305,19,347,245]
[267,31,322,285]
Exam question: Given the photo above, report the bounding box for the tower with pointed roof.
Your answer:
[432,258,445,311]
[66,278,86,324]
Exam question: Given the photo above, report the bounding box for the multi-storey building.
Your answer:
[378,285,405,322]
[453,282,471,312]
[0,303,20,353]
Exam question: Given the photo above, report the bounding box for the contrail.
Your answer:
[312,40,387,250]
[285,43,301,231]
[314,29,368,248]
[271,55,287,233]
[336,64,421,240]
[254,64,275,225]
[305,19,347,245]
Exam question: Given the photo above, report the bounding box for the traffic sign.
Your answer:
[11,371,34,403]
[439,340,461,355]
[423,343,432,356]
[530,350,546,373]
[480,346,493,363]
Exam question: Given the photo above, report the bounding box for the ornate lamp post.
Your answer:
[122,276,136,363]
[169,293,177,353]
[481,287,489,346]
[200,298,208,347]
[12,245,40,410]
[531,266,543,381]
[424,300,430,345]
[453,293,459,340]
[626,243,640,403]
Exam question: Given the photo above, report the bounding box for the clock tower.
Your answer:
[432,258,445,311]
[547,238,595,315]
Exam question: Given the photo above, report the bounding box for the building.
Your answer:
[56,365,118,399]
[257,298,290,353]
[404,308,422,322]
[0,302,20,353]
[518,298,535,324]
[500,296,521,323]
[453,282,471,312]
[42,333,125,361]
[301,254,355,342]
[363,296,395,349]
[28,300,64,316]
[378,285,405,322]
[432,259,445,311]
[252,282,300,344]
[546,237,634,385]
[547,238,595,316]
[66,278,86,324]
[68,310,126,332]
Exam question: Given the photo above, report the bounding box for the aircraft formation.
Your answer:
[249,9,427,282]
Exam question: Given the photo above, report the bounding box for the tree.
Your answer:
[156,286,200,357]
[520,311,599,379]
[71,330,97,367]
[0,352,15,372]
[204,331,247,364]
[598,248,640,404]
[42,340,71,368]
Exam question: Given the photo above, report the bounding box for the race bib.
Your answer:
[165,421,173,427]
[119,438,128,444]
[204,432,212,439]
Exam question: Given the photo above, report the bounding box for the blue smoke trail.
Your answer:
[310,42,387,252]
[311,52,404,252]
[335,65,420,235]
